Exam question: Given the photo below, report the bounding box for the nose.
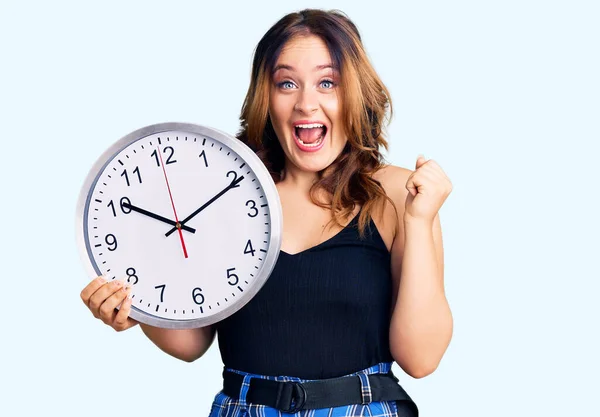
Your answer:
[294,87,318,115]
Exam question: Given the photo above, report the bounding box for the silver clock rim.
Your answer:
[75,122,283,329]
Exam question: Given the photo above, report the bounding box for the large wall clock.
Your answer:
[76,122,282,329]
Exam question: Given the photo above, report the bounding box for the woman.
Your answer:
[80,8,453,417]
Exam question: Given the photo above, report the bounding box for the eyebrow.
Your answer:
[272,64,336,73]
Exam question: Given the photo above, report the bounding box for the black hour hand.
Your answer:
[121,202,196,233]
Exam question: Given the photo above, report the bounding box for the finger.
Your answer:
[113,289,136,331]
[80,276,107,307]
[420,159,449,183]
[406,174,418,197]
[406,169,435,196]
[98,282,129,323]
[413,168,439,185]
[425,159,446,175]
[88,279,124,319]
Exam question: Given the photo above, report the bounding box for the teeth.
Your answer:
[295,123,324,129]
[298,136,324,147]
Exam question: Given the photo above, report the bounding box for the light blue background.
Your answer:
[1,1,598,416]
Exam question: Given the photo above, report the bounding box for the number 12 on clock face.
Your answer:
[76,123,282,329]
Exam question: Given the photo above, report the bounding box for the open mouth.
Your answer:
[293,123,327,148]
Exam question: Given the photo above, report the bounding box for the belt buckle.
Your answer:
[277,381,307,413]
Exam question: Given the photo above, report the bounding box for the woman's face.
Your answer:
[269,34,347,175]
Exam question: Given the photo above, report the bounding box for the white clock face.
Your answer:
[76,123,282,328]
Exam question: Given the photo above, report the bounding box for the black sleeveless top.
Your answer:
[215,210,394,379]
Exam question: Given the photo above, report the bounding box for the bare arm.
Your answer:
[139,323,217,363]
[81,276,217,363]
[381,165,453,378]
[390,213,452,378]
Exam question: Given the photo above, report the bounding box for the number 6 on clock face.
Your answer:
[75,123,283,329]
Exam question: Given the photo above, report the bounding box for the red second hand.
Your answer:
[158,146,188,258]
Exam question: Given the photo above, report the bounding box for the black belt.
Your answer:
[222,370,418,415]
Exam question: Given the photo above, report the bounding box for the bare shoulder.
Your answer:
[373,164,412,200]
[370,164,413,250]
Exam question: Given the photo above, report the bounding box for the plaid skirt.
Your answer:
[208,362,413,417]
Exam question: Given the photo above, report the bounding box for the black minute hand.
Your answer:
[121,202,196,233]
[165,174,244,237]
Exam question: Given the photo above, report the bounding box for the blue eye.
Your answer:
[278,81,295,89]
[320,80,335,89]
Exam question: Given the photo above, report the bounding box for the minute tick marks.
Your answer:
[79,124,280,328]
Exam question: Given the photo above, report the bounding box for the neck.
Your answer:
[278,161,340,205]
[279,164,319,194]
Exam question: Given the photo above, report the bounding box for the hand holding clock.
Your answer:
[80,276,137,332]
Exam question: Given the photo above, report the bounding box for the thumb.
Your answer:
[416,154,427,169]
